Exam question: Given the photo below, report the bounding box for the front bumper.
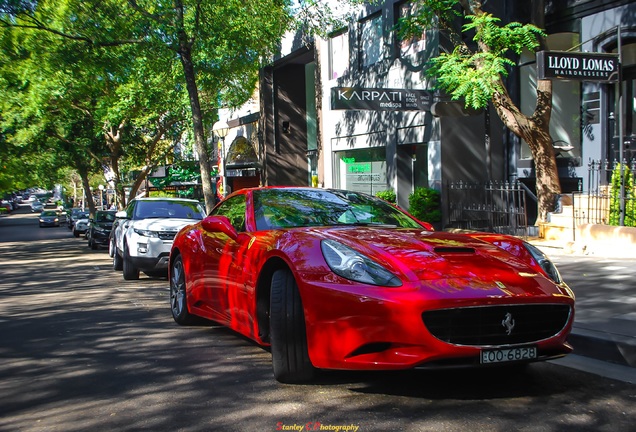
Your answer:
[126,232,173,270]
[91,229,112,246]
[298,278,575,371]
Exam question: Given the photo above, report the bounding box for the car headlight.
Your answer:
[524,242,562,284]
[133,228,159,238]
[93,226,107,233]
[321,239,402,287]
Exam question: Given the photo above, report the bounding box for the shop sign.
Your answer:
[536,51,620,82]
[331,87,432,111]
[226,168,257,177]
[344,160,386,194]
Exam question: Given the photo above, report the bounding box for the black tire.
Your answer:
[73,230,79,238]
[89,238,98,250]
[108,238,115,258]
[269,268,315,383]
[170,254,197,325]
[122,243,140,280]
[113,247,123,271]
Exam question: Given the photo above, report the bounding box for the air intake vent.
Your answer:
[434,247,475,254]
[422,304,572,346]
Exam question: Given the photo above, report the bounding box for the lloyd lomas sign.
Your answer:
[331,87,432,111]
[537,50,620,82]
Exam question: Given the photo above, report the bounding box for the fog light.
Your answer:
[137,243,148,254]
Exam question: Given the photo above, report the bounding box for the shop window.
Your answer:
[359,14,383,69]
[334,148,387,195]
[329,30,349,80]
[608,45,636,160]
[226,136,258,166]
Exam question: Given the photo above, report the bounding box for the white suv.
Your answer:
[112,197,206,280]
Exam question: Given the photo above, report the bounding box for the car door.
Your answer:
[198,194,249,328]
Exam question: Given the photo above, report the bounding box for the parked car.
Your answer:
[73,216,90,237]
[112,197,206,280]
[56,209,68,225]
[68,208,88,229]
[87,210,117,250]
[39,210,61,227]
[30,200,44,213]
[0,200,12,213]
[168,187,575,383]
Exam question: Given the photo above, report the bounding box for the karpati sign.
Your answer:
[536,51,620,82]
[331,87,432,111]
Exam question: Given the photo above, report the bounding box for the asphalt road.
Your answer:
[1,206,635,432]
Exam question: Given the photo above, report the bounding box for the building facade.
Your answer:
[216,0,636,225]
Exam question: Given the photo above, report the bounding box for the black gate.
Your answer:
[446,181,528,237]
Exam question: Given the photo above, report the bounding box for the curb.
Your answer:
[568,327,636,368]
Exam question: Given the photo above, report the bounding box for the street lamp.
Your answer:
[212,120,230,199]
[98,184,104,210]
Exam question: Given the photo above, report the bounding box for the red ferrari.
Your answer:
[169,187,575,383]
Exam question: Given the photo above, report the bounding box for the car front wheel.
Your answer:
[170,255,197,325]
[108,238,115,258]
[113,247,123,271]
[269,268,315,383]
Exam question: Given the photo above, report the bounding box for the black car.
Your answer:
[87,210,117,250]
[39,210,61,227]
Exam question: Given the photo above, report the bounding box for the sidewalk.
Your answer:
[529,237,636,373]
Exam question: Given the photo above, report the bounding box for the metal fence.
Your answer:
[572,159,636,226]
[446,180,529,237]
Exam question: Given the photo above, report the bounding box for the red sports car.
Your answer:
[169,187,575,383]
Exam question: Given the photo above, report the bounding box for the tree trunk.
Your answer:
[522,125,561,223]
[465,1,560,224]
[492,78,561,223]
[175,3,215,213]
[79,170,96,216]
[103,123,126,209]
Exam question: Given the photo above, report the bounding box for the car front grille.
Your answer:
[158,231,178,241]
[422,304,571,346]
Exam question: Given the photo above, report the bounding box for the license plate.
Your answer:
[480,346,537,364]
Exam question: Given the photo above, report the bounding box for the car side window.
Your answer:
[211,195,246,232]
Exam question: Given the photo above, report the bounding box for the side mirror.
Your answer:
[201,215,238,241]
[419,221,435,231]
[115,210,128,219]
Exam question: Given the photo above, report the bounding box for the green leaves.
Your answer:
[422,10,545,109]
[463,14,545,56]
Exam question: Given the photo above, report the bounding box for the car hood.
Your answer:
[94,221,113,229]
[313,227,567,298]
[132,217,201,232]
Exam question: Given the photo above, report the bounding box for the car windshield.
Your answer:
[41,210,57,216]
[95,211,116,222]
[253,189,423,230]
[134,200,206,220]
